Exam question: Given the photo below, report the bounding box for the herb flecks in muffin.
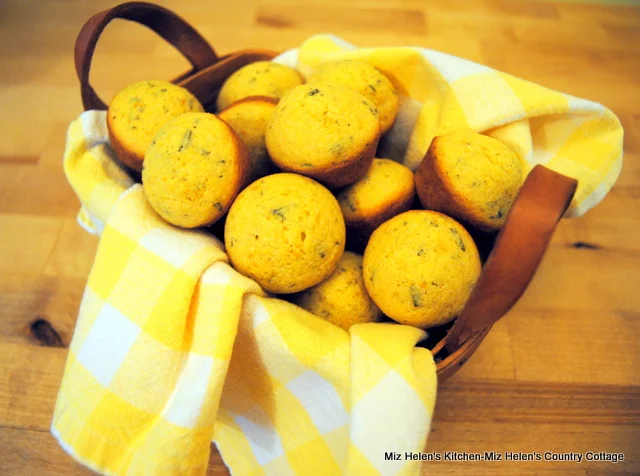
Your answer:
[128,105,145,123]
[336,158,415,246]
[363,210,481,328]
[178,129,192,152]
[307,60,399,133]
[415,130,524,231]
[410,285,423,307]
[142,112,245,228]
[216,61,303,110]
[450,227,466,252]
[293,251,382,330]
[265,83,379,187]
[272,206,288,221]
[330,142,344,156]
[362,100,378,116]
[219,97,278,182]
[490,209,504,220]
[344,196,357,212]
[108,80,203,171]
[225,173,345,293]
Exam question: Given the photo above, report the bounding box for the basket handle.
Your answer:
[75,1,219,110]
[446,165,577,352]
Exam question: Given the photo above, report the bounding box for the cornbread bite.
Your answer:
[142,112,250,228]
[363,210,481,328]
[108,80,203,172]
[294,251,383,330]
[337,158,415,249]
[415,130,525,231]
[224,173,346,293]
[218,96,278,182]
[265,84,380,188]
[308,60,399,133]
[216,61,304,111]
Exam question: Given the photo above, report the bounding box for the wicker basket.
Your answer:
[75,1,578,383]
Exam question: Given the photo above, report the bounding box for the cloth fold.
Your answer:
[289,35,623,217]
[53,34,622,476]
[54,133,438,474]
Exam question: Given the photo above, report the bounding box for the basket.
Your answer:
[75,1,578,383]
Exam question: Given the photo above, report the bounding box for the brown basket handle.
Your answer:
[446,165,578,352]
[75,1,218,110]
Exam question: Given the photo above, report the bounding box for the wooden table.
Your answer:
[1,0,638,474]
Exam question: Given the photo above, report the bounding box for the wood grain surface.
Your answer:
[0,0,639,474]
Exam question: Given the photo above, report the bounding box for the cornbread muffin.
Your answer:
[415,130,525,232]
[294,251,383,330]
[108,80,203,172]
[142,112,250,228]
[308,60,399,133]
[337,158,415,250]
[218,96,278,182]
[363,210,481,329]
[216,61,304,111]
[265,84,380,188]
[225,173,346,293]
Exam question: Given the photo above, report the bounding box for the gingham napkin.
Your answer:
[287,35,623,217]
[52,35,623,476]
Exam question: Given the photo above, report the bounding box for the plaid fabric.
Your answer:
[292,35,623,217]
[54,111,437,475]
[52,36,622,476]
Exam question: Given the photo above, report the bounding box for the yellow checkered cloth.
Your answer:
[288,35,623,216]
[52,35,622,476]
[54,111,436,476]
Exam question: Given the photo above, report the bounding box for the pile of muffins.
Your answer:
[107,59,525,332]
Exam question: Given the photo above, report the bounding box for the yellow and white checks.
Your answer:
[52,35,622,476]
[54,114,437,475]
[289,35,623,217]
